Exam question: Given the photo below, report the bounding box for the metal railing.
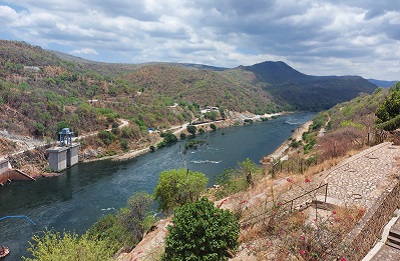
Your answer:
[282,183,328,213]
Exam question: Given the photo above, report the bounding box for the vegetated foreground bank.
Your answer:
[120,86,400,260]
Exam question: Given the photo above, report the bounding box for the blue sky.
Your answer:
[0,0,399,80]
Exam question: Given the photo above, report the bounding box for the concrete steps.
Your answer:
[386,228,400,250]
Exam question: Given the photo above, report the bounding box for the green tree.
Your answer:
[154,168,208,213]
[163,197,240,261]
[186,125,197,135]
[375,82,400,130]
[119,191,155,243]
[33,122,45,136]
[210,123,217,131]
[23,229,114,261]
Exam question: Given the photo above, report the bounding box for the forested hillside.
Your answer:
[227,61,378,111]
[0,40,378,142]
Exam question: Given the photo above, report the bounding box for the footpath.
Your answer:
[319,142,400,260]
[279,142,400,260]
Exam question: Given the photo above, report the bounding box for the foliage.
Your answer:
[23,229,114,261]
[309,112,327,132]
[120,138,129,151]
[375,82,400,130]
[340,120,365,130]
[214,158,263,199]
[163,197,240,261]
[154,168,208,213]
[289,140,302,149]
[186,125,197,135]
[118,191,155,243]
[185,139,206,150]
[157,132,178,148]
[88,192,155,252]
[210,123,217,131]
[204,111,218,121]
[97,130,116,146]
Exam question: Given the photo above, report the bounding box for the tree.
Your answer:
[154,168,208,213]
[23,229,114,261]
[210,123,217,131]
[375,82,400,131]
[186,125,197,135]
[119,191,155,243]
[376,82,400,122]
[163,197,240,261]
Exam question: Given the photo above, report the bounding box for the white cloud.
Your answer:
[71,48,98,55]
[0,0,399,80]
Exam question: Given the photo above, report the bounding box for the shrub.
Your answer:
[163,197,239,261]
[23,229,114,261]
[214,158,263,199]
[98,130,115,146]
[210,123,217,131]
[120,138,129,151]
[186,125,197,135]
[154,168,208,213]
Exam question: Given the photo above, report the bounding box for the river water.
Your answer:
[0,113,313,260]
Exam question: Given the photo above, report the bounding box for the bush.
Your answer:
[187,125,197,135]
[120,138,129,151]
[214,158,262,199]
[88,192,155,251]
[23,229,114,261]
[163,197,239,261]
[98,130,115,146]
[180,132,187,140]
[210,123,217,131]
[154,168,208,213]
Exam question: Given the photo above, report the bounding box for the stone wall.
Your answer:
[341,181,400,260]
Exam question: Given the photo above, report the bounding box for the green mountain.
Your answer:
[231,61,378,111]
[0,40,378,140]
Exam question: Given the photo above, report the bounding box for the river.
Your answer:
[0,112,314,260]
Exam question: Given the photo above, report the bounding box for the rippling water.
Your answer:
[0,112,314,260]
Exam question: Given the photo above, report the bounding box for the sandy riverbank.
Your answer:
[110,112,287,162]
[265,120,313,161]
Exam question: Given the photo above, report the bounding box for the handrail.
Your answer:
[0,215,36,225]
[281,183,328,213]
[241,183,328,226]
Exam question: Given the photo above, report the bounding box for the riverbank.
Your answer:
[94,111,287,162]
[263,120,313,162]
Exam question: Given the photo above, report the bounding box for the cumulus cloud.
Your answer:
[0,0,399,79]
[71,48,98,55]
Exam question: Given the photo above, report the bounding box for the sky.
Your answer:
[0,0,399,80]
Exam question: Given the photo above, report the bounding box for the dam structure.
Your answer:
[46,128,79,172]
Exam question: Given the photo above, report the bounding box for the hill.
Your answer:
[0,40,378,143]
[225,61,377,111]
[367,79,398,88]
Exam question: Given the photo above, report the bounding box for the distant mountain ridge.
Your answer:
[367,79,398,88]
[229,61,378,111]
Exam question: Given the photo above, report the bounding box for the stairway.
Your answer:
[386,228,400,250]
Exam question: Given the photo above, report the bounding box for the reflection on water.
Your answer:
[0,113,314,260]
